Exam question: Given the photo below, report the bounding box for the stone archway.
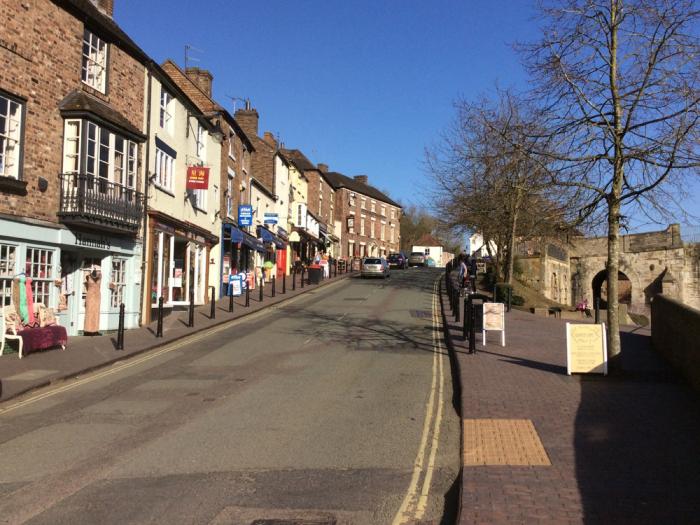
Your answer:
[592,270,632,309]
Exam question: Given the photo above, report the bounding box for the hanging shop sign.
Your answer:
[238,205,253,226]
[186,166,209,189]
[264,212,279,225]
[566,323,607,375]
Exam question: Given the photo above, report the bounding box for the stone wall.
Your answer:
[651,295,700,391]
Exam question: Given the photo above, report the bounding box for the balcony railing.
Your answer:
[58,173,144,234]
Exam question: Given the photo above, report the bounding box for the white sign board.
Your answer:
[566,323,608,375]
[482,302,505,346]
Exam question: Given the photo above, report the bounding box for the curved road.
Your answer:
[0,268,460,524]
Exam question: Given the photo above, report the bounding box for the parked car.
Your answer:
[361,257,391,279]
[408,252,426,267]
[387,252,408,269]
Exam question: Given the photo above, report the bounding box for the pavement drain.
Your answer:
[251,520,336,525]
[463,418,551,466]
[343,297,366,301]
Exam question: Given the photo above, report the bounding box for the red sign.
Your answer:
[186,166,209,189]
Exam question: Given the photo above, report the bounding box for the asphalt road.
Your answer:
[0,267,460,525]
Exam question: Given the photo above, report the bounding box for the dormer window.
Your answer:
[81,29,107,93]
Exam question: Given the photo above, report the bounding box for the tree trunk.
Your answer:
[504,208,519,285]
[606,195,622,369]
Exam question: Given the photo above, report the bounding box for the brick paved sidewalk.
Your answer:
[0,271,353,403]
[440,274,700,524]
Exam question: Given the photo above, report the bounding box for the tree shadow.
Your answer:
[478,348,568,375]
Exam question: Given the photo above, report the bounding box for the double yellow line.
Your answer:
[392,277,446,524]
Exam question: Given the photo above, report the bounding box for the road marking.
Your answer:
[0,280,350,417]
[392,277,445,525]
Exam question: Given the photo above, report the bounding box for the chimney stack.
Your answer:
[185,67,213,98]
[90,0,114,17]
[317,163,329,173]
[263,131,277,148]
[354,175,368,185]
[235,107,259,138]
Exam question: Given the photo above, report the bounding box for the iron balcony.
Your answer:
[58,173,144,234]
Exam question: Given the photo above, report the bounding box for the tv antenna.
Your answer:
[225,94,251,113]
[184,44,204,69]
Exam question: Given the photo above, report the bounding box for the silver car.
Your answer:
[361,257,390,279]
[408,252,426,267]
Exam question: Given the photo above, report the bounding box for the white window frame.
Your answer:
[360,214,366,236]
[25,246,56,307]
[62,119,137,190]
[370,216,376,239]
[227,168,235,218]
[110,257,127,308]
[228,132,236,160]
[81,29,107,93]
[193,186,208,212]
[0,93,23,179]
[0,243,18,307]
[361,197,366,210]
[371,200,376,213]
[196,123,206,159]
[159,88,174,133]
[155,147,175,193]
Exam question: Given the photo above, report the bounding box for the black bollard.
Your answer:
[455,293,460,322]
[334,262,337,278]
[210,286,216,319]
[507,286,512,312]
[282,272,286,294]
[245,281,250,307]
[116,303,125,349]
[259,277,263,302]
[594,296,600,324]
[301,267,305,288]
[272,275,276,297]
[292,268,296,290]
[188,289,195,327]
[463,297,469,341]
[469,304,477,354]
[229,289,234,313]
[156,296,164,337]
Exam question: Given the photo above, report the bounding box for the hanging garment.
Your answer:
[84,271,102,333]
[25,276,36,326]
[18,274,29,324]
[12,277,21,314]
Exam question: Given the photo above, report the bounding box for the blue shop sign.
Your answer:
[238,205,253,226]
[264,212,278,225]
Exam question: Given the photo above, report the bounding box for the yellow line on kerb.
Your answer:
[392,276,445,524]
[0,278,349,417]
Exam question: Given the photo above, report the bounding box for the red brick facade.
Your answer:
[0,0,145,224]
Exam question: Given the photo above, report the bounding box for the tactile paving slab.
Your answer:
[463,418,551,466]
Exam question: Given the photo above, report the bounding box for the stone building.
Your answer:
[0,0,148,334]
[324,172,402,259]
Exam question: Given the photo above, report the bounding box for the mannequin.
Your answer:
[84,266,102,334]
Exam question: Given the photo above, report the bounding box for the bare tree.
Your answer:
[427,92,577,284]
[521,0,700,366]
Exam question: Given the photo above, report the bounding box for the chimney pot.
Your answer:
[185,67,213,98]
[354,175,368,185]
[317,163,329,173]
[90,0,114,16]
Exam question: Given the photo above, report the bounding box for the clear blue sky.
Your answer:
[117,0,699,236]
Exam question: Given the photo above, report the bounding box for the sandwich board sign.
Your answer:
[482,302,505,346]
[566,323,608,375]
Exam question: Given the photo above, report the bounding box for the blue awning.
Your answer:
[230,227,244,243]
[226,224,264,252]
[258,226,285,249]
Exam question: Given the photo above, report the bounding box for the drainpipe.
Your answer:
[139,67,153,326]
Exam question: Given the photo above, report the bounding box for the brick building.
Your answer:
[0,0,149,334]
[324,172,402,259]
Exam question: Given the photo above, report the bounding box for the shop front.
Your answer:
[0,217,142,336]
[147,213,217,321]
[257,225,286,280]
[221,223,264,296]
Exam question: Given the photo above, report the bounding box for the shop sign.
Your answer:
[566,323,607,375]
[264,212,278,225]
[75,233,111,250]
[238,205,253,226]
[186,166,209,189]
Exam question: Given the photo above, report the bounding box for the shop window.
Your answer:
[25,247,55,306]
[81,29,107,93]
[0,93,24,179]
[110,258,127,308]
[80,257,102,310]
[0,243,17,306]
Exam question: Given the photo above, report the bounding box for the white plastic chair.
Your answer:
[1,305,24,359]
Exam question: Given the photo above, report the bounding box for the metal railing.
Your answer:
[58,173,144,233]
